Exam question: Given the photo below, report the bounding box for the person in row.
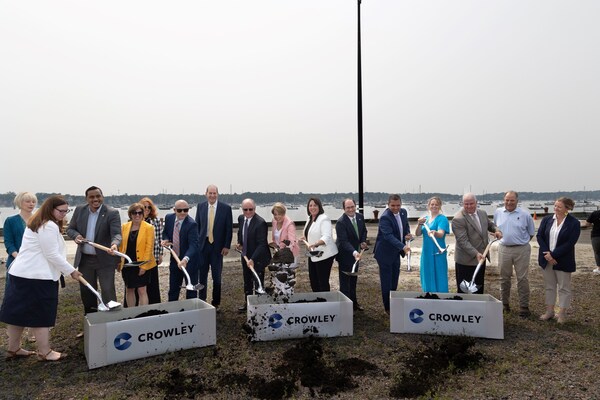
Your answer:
[416,196,450,293]
[67,186,121,338]
[161,200,199,301]
[140,197,164,303]
[374,194,411,313]
[301,197,338,293]
[336,198,368,311]
[3,192,38,289]
[452,193,502,295]
[0,195,82,361]
[195,185,233,312]
[270,202,299,267]
[118,203,157,307]
[493,191,535,317]
[537,197,581,324]
[582,208,600,275]
[236,198,271,312]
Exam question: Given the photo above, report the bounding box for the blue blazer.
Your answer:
[335,213,368,266]
[195,200,233,253]
[537,214,580,272]
[163,213,199,263]
[374,208,410,264]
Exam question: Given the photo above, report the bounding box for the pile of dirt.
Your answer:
[390,336,485,398]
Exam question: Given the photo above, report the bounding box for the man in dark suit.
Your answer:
[161,199,200,301]
[336,198,368,311]
[67,186,122,317]
[236,198,271,312]
[374,194,411,313]
[195,184,233,310]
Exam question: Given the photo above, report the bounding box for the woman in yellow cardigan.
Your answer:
[119,203,157,307]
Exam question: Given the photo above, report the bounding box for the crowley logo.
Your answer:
[268,313,283,329]
[114,332,132,350]
[409,308,424,323]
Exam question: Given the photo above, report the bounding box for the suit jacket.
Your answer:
[452,208,497,265]
[195,200,233,253]
[336,212,368,266]
[237,214,271,268]
[119,221,157,271]
[537,214,581,272]
[163,214,199,263]
[303,213,338,262]
[271,215,299,257]
[374,208,410,263]
[67,204,122,268]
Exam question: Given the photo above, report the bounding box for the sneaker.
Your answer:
[593,267,600,275]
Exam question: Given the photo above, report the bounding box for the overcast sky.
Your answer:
[1,0,598,197]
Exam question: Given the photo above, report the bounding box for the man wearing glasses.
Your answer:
[235,198,271,312]
[161,200,200,301]
[67,186,122,336]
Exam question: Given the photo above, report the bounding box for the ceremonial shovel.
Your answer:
[459,238,499,294]
[77,276,121,311]
[300,239,324,257]
[421,224,449,254]
[235,249,266,294]
[343,248,368,277]
[163,246,204,291]
[406,239,413,271]
[82,239,148,268]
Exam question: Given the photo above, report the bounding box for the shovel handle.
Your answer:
[83,240,112,253]
[77,276,92,287]
[164,245,182,265]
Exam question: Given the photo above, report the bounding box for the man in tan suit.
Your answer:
[451,193,502,294]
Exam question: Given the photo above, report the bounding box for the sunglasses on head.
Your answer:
[176,208,189,213]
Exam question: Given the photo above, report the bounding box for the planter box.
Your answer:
[246,291,353,342]
[390,291,503,339]
[84,299,216,369]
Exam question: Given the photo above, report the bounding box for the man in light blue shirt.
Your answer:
[493,191,536,317]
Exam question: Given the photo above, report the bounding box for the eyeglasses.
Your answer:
[176,208,189,213]
[132,211,144,216]
[243,208,254,212]
[55,208,70,214]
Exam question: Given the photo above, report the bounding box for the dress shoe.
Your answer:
[238,305,247,313]
[75,332,84,339]
[518,308,531,318]
[353,303,364,311]
[539,311,555,321]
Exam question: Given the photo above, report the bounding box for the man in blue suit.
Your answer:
[195,185,233,311]
[162,199,200,301]
[336,198,368,311]
[374,194,412,313]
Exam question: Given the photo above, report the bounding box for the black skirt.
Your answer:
[0,275,59,327]
[122,266,151,289]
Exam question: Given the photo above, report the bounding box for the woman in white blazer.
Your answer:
[301,197,338,292]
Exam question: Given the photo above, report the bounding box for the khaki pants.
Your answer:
[498,243,531,309]
[542,267,572,308]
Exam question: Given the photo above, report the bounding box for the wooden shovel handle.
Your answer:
[164,246,182,265]
[83,240,112,253]
[77,276,91,286]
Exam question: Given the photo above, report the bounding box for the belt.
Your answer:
[501,243,527,247]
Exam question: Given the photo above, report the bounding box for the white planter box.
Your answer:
[84,299,216,369]
[246,291,353,342]
[390,291,504,339]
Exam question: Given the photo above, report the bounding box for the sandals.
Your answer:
[6,348,35,359]
[37,349,67,362]
[539,311,555,321]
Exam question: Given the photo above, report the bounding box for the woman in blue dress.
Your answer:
[415,196,449,292]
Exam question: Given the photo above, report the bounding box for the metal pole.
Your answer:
[357,0,364,214]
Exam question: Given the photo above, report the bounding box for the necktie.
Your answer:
[395,213,404,240]
[208,205,215,244]
[173,220,181,256]
[471,213,482,232]
[242,218,249,256]
[352,217,359,237]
